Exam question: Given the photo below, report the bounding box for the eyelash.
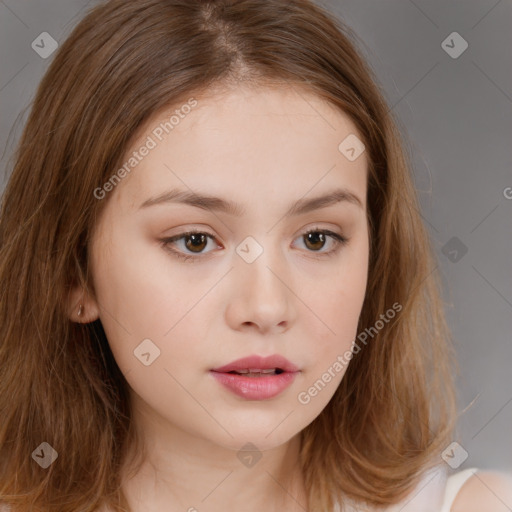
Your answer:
[160,227,348,263]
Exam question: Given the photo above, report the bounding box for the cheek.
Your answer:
[304,250,368,373]
[92,228,187,325]
[329,277,367,342]
[296,278,366,410]
[90,231,196,370]
[312,250,367,327]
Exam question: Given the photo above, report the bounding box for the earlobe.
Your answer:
[67,286,100,324]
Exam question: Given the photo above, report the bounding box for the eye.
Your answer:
[160,227,348,263]
[160,230,218,262]
[294,227,348,257]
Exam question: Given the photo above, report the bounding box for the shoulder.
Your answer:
[451,470,512,512]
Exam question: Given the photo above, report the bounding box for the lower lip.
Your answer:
[209,371,298,400]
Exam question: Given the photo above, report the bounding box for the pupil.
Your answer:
[306,232,325,250]
[186,234,206,252]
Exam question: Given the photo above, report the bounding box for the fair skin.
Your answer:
[68,84,512,511]
[72,84,369,512]
[452,472,512,512]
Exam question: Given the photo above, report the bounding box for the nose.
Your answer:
[225,240,296,334]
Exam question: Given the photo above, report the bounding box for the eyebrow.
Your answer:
[139,187,364,216]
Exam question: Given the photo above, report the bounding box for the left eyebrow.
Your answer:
[139,187,364,216]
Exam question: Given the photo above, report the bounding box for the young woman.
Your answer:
[0,1,510,511]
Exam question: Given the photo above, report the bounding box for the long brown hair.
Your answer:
[0,0,457,510]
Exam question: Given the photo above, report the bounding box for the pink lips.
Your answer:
[211,354,299,373]
[210,354,300,400]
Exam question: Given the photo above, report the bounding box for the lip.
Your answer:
[211,354,299,373]
[210,354,300,400]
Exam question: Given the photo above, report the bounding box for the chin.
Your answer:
[210,426,301,453]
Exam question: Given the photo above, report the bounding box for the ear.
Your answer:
[67,284,101,324]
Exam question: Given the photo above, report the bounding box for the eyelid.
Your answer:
[160,229,219,262]
[160,225,348,263]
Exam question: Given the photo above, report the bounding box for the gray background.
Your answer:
[1,0,511,473]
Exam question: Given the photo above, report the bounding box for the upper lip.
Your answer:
[211,354,299,373]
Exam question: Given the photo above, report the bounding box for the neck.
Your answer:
[118,394,309,512]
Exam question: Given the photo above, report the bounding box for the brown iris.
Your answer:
[184,233,208,253]
[304,232,326,251]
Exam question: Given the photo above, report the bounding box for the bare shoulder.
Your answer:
[451,470,512,512]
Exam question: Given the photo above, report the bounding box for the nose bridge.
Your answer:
[237,232,286,292]
[233,232,292,319]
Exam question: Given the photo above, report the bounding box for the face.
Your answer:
[83,84,369,453]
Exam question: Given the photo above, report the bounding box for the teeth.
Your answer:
[235,368,277,376]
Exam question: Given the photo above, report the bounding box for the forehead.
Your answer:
[108,84,368,214]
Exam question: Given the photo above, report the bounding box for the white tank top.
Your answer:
[439,467,478,512]
[334,467,478,511]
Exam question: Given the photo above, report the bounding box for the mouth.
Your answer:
[211,354,299,374]
[210,354,300,400]
[224,368,286,377]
